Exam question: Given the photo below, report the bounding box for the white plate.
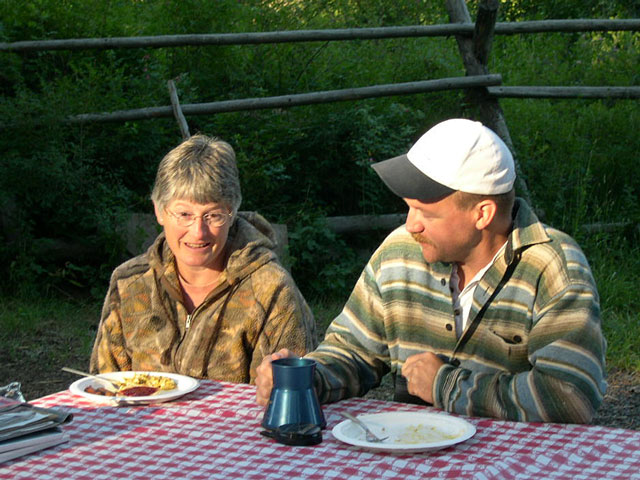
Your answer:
[69,371,199,405]
[332,411,476,453]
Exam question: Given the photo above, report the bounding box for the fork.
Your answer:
[61,367,121,392]
[340,411,388,443]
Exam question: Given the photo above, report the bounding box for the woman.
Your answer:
[90,135,316,383]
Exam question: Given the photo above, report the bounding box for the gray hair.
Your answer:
[151,134,242,215]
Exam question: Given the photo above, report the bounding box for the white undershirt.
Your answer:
[450,242,507,337]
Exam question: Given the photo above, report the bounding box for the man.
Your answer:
[256,118,607,423]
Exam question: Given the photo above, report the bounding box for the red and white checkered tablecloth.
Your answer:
[1,380,639,479]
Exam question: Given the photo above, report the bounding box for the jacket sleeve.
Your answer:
[248,264,318,383]
[89,275,133,373]
[433,279,607,423]
[306,262,391,403]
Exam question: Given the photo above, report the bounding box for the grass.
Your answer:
[0,296,99,399]
[585,234,640,371]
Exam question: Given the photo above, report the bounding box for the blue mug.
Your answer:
[261,358,326,431]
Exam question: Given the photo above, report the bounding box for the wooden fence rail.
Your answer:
[4,4,636,259]
[488,86,640,99]
[1,19,639,52]
[67,75,502,124]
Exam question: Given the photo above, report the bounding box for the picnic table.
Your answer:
[1,380,639,479]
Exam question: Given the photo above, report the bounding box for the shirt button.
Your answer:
[446,324,453,331]
[454,309,461,316]
[441,278,446,286]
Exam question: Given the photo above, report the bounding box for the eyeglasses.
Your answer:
[165,209,232,228]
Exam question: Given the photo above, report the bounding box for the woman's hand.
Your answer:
[255,348,298,406]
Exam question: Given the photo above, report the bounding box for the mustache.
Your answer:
[411,233,432,246]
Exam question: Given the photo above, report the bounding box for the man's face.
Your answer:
[404,194,479,265]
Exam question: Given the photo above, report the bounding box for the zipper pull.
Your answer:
[185,314,192,330]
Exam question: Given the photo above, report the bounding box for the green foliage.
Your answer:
[0,0,638,321]
[286,208,361,299]
[491,28,640,234]
[583,233,640,370]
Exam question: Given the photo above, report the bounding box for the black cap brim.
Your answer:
[371,154,455,201]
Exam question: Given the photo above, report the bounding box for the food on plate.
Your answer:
[119,386,160,397]
[127,373,177,391]
[395,424,459,444]
[83,373,177,397]
[84,385,116,396]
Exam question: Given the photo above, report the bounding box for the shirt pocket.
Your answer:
[486,326,531,372]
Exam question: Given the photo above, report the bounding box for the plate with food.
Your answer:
[331,411,476,453]
[69,371,199,405]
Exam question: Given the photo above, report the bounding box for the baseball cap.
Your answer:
[371,119,515,201]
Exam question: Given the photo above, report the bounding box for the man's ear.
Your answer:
[474,200,497,230]
[153,202,165,226]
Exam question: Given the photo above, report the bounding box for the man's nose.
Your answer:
[405,208,421,233]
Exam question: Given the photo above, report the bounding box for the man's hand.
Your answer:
[401,352,445,404]
[255,348,298,406]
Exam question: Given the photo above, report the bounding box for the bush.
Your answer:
[0,0,637,300]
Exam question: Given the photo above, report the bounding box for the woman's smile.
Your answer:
[183,241,212,249]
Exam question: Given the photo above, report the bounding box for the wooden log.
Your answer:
[487,86,640,99]
[0,25,475,52]
[167,80,190,139]
[446,0,533,206]
[474,0,500,67]
[495,19,640,35]
[326,214,406,234]
[446,0,480,74]
[30,215,637,267]
[65,75,502,124]
[325,215,638,236]
[2,20,638,52]
[581,221,637,234]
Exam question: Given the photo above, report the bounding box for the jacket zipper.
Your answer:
[185,314,192,331]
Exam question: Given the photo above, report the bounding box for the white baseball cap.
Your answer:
[372,119,515,200]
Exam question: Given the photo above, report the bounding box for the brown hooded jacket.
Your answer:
[90,212,316,383]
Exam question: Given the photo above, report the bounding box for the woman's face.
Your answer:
[155,199,232,274]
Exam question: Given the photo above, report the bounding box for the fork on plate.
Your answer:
[340,411,389,443]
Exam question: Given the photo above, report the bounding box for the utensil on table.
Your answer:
[340,411,389,443]
[61,367,121,392]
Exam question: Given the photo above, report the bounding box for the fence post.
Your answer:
[445,0,533,207]
[167,80,190,140]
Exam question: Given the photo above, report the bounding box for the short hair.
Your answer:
[452,189,515,217]
[150,134,242,215]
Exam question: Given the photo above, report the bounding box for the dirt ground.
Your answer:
[590,368,640,430]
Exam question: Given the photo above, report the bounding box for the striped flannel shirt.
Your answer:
[307,199,607,423]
